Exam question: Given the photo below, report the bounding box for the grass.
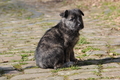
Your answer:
[19,62,28,65]
[12,64,23,71]
[21,54,29,61]
[51,66,80,73]
[0,52,16,55]
[86,78,98,80]
[76,54,87,59]
[77,37,90,45]
[81,46,100,53]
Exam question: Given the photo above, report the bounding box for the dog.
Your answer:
[35,9,84,69]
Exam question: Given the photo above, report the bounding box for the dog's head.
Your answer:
[60,9,84,31]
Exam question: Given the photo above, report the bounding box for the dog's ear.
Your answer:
[78,9,84,16]
[60,10,69,18]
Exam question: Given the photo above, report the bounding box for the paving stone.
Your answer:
[58,70,78,76]
[0,62,19,66]
[28,56,34,60]
[68,73,99,80]
[0,54,21,63]
[86,50,107,56]
[0,77,7,80]
[113,49,120,54]
[4,70,22,75]
[80,65,97,69]
[110,38,120,46]
[101,71,120,77]
[0,48,8,53]
[103,67,120,72]
[21,62,36,69]
[43,76,64,80]
[0,65,15,71]
[24,68,52,74]
[58,69,98,76]
[89,41,107,45]
[102,63,120,68]
[10,73,52,80]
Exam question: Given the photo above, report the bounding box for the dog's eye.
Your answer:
[70,18,74,21]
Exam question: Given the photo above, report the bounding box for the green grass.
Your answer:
[13,64,23,71]
[20,50,34,53]
[19,62,28,65]
[0,52,15,55]
[86,78,98,80]
[82,46,100,53]
[51,66,80,73]
[76,54,87,59]
[21,54,29,61]
[77,37,90,45]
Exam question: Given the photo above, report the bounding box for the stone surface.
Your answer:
[86,51,107,56]
[68,73,99,80]
[43,76,64,80]
[58,69,98,76]
[0,1,120,80]
[4,70,22,75]
[102,63,120,68]
[101,71,120,77]
[0,77,7,80]
[28,56,34,60]
[24,68,52,74]
[0,54,21,63]
[0,65,14,71]
[21,62,36,69]
[103,68,120,72]
[113,49,120,54]
[80,65,97,69]
[10,73,52,80]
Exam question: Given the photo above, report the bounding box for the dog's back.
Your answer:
[35,24,65,69]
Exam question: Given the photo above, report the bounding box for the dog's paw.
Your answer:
[71,58,78,64]
[63,61,75,67]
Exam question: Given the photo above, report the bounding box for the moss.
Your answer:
[13,64,23,71]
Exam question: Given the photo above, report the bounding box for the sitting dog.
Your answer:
[35,9,84,69]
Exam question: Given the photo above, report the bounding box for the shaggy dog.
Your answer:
[35,9,84,69]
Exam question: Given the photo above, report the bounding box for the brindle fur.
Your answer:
[35,9,84,69]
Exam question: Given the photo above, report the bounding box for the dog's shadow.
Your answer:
[24,57,120,69]
[0,57,120,76]
[77,57,120,66]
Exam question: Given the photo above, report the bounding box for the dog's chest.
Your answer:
[64,34,79,47]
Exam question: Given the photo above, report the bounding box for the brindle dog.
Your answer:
[35,9,84,69]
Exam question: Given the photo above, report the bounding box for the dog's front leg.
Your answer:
[65,49,70,62]
[63,49,76,67]
[70,49,78,62]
